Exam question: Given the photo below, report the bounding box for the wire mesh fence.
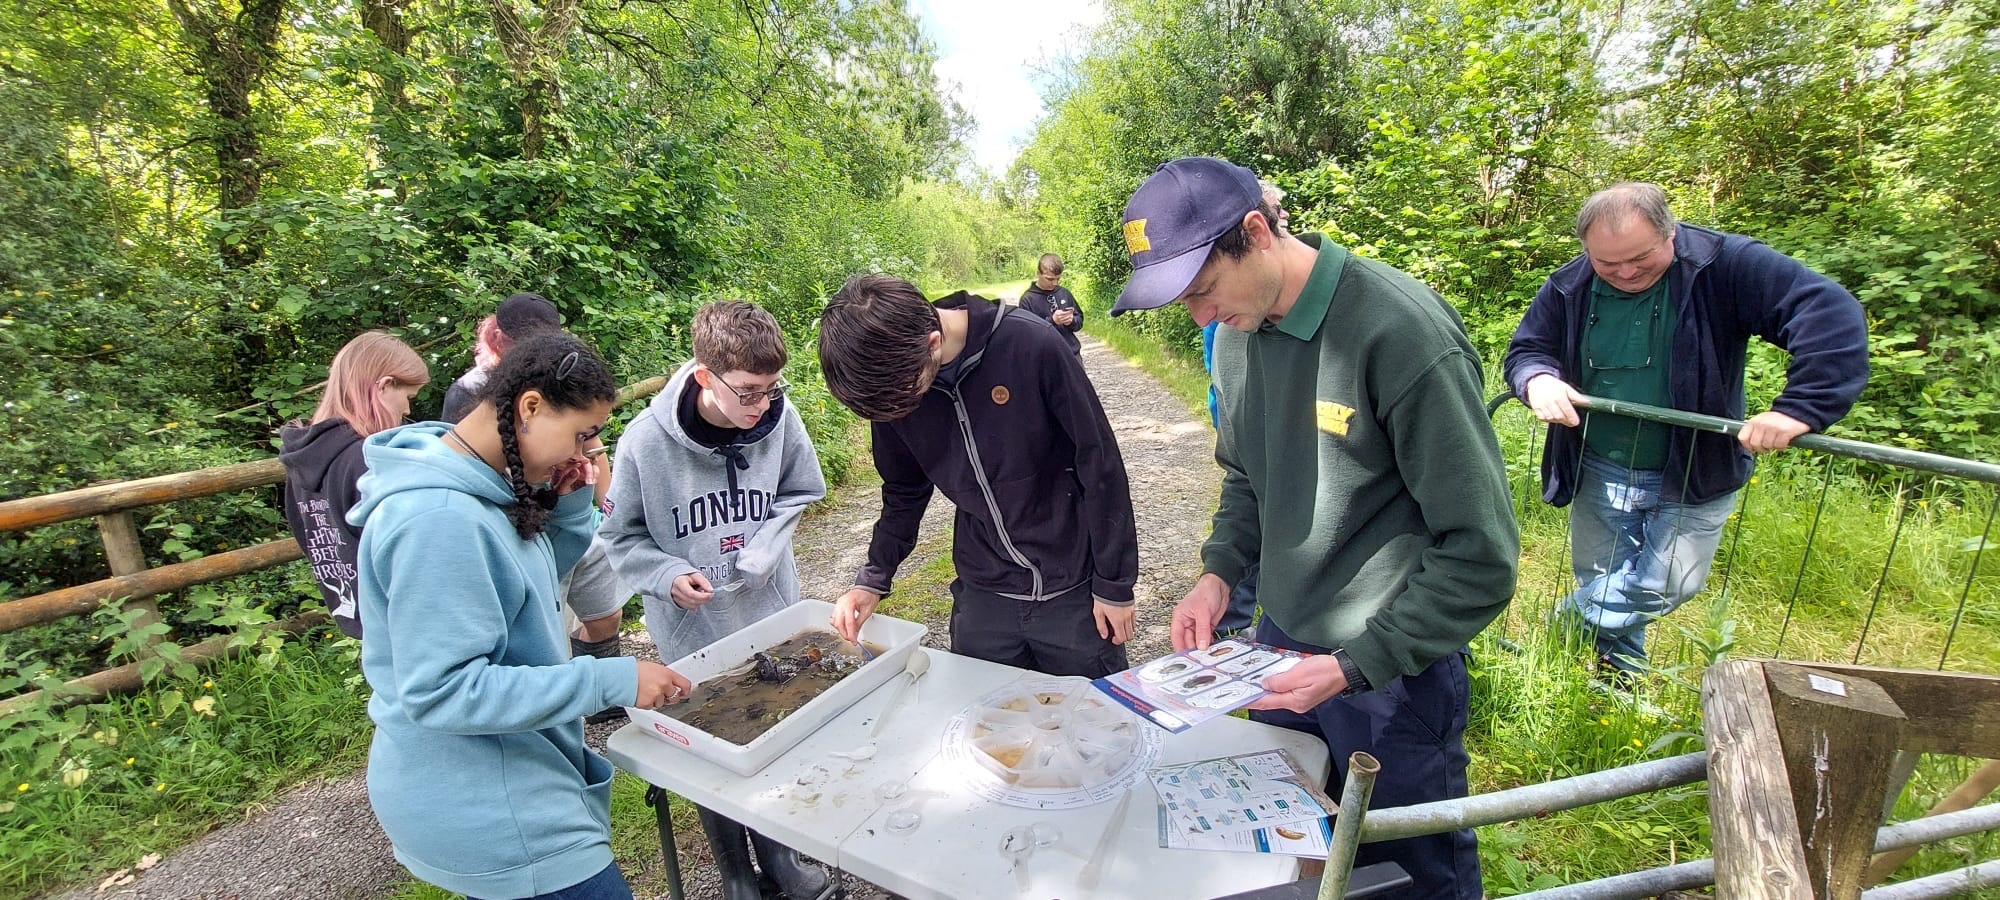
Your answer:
[1487,392,2000,677]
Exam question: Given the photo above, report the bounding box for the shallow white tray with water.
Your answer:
[624,599,928,776]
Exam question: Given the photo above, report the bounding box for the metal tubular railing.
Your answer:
[1473,787,2000,900]
[1319,753,1381,900]
[1543,394,2000,486]
[1863,859,2000,900]
[1356,751,1706,842]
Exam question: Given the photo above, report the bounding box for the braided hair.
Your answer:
[476,330,618,539]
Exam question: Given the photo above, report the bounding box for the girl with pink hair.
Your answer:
[280,331,430,637]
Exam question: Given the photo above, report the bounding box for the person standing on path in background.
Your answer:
[1503,182,1868,676]
[280,331,430,638]
[1119,157,1518,899]
[1018,253,1085,355]
[444,291,632,723]
[597,301,834,900]
[349,331,691,900]
[1198,178,1291,641]
[818,275,1140,678]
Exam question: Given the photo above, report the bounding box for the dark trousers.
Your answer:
[1215,566,1260,637]
[468,863,632,900]
[948,580,1129,678]
[1249,617,1480,900]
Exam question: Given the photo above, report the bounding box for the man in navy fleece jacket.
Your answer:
[1503,182,1869,674]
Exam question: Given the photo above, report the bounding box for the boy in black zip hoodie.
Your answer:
[818,274,1139,677]
[1018,253,1083,355]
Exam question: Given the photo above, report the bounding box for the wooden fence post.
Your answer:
[90,482,165,655]
[1703,659,1815,899]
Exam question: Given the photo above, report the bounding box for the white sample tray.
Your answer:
[625,599,927,776]
[940,677,1160,810]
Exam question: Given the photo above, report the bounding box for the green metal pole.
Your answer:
[1575,396,2000,485]
[1489,392,2000,486]
[1318,752,1381,900]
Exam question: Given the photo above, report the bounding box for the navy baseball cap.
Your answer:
[495,292,560,334]
[1112,157,1262,315]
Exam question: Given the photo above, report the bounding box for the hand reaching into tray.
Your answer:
[636,660,693,709]
[831,587,882,643]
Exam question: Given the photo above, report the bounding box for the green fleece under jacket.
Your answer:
[1204,234,1520,688]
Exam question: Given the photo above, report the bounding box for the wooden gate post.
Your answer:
[1765,662,1907,899]
[1703,659,1815,899]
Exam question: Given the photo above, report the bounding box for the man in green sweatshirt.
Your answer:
[1113,157,1519,899]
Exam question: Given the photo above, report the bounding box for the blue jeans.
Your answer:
[1249,617,1480,900]
[468,864,632,900]
[1560,453,1737,671]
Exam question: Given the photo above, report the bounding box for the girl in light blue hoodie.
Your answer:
[350,331,691,900]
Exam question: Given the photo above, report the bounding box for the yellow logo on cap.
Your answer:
[1317,401,1357,437]
[1123,219,1151,254]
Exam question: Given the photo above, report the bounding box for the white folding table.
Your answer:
[607,648,1331,900]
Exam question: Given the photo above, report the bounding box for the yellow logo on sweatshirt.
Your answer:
[1317,401,1357,437]
[1123,219,1151,254]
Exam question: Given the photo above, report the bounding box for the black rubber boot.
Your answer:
[748,828,837,900]
[698,806,763,900]
[571,633,629,724]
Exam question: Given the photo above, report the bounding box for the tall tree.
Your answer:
[165,0,289,267]
[483,0,580,160]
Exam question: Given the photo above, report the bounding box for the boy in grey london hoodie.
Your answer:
[597,301,832,900]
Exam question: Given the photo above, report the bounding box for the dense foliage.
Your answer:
[1019,0,2000,461]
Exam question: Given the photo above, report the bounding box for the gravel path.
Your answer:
[58,333,1219,900]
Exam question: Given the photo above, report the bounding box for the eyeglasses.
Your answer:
[717,377,789,405]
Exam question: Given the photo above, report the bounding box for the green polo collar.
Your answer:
[1272,233,1348,341]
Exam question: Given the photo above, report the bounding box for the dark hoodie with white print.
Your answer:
[857,292,1138,606]
[597,360,826,663]
[279,418,369,638]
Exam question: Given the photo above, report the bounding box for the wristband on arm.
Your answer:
[1331,649,1371,697]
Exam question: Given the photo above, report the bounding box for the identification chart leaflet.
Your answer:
[1091,639,1305,733]
[1151,749,1336,857]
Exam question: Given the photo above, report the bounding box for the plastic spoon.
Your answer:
[866,651,932,738]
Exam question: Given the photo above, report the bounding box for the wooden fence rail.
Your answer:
[0,459,286,533]
[0,376,667,716]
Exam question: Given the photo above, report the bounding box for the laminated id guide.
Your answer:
[1151,748,1336,856]
[1091,640,1306,733]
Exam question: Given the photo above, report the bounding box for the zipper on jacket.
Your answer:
[948,389,1044,601]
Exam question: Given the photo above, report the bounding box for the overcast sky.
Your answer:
[910,0,1105,175]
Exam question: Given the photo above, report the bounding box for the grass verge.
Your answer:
[0,628,372,897]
